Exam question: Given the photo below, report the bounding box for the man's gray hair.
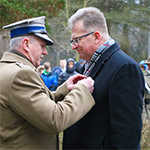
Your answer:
[10,35,35,50]
[10,36,24,50]
[68,7,108,35]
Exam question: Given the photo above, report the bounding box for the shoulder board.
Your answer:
[16,62,31,69]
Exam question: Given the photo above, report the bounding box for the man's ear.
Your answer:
[94,31,101,44]
[22,38,30,52]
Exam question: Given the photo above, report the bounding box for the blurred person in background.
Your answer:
[57,58,78,86]
[37,64,44,75]
[53,59,66,78]
[75,59,86,73]
[139,60,147,74]
[143,56,150,118]
[41,62,57,91]
[42,61,53,76]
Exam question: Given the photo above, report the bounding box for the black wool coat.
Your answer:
[63,42,145,149]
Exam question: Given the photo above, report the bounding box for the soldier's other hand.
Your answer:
[77,77,94,93]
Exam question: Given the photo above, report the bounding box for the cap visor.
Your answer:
[35,33,53,45]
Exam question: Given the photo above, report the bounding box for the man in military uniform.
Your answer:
[0,16,95,149]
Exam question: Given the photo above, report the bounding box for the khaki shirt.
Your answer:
[0,51,95,150]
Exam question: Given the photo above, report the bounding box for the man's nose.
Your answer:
[72,43,78,50]
[43,48,48,55]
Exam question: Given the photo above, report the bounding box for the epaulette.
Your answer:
[16,62,31,69]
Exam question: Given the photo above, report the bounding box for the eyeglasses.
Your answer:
[70,31,94,46]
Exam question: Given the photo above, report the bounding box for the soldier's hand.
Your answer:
[67,74,87,91]
[77,77,94,93]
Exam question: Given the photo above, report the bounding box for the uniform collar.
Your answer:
[1,51,36,70]
[9,49,30,61]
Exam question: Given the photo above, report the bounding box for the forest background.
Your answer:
[0,0,150,68]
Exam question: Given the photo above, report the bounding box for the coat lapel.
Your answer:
[89,42,120,78]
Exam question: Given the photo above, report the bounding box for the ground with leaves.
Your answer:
[141,108,150,150]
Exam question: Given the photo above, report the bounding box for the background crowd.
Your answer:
[37,58,86,91]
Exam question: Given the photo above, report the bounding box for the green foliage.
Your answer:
[0,0,149,63]
[87,0,150,31]
[0,0,65,30]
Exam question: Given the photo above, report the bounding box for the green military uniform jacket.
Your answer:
[0,51,95,150]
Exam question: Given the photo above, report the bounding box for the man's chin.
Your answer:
[79,55,86,60]
[79,54,84,59]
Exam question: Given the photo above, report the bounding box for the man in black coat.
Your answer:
[63,7,145,149]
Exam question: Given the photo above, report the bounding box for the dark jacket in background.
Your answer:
[57,58,78,86]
